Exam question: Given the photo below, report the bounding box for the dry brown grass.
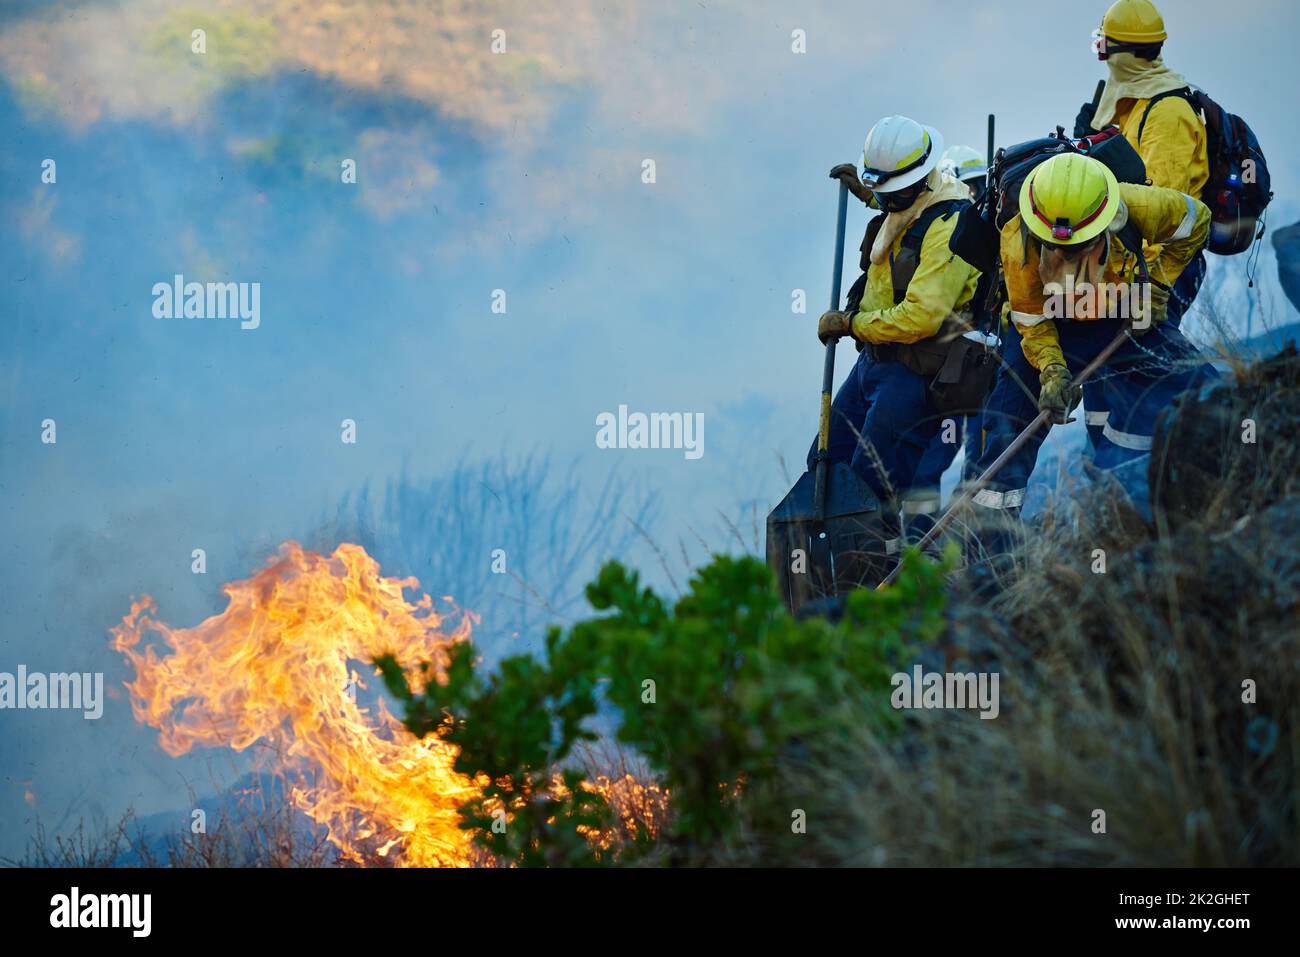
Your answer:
[717,355,1300,867]
[6,778,336,869]
[12,353,1298,868]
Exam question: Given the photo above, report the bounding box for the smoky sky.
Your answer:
[2,0,1298,858]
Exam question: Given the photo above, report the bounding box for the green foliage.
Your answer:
[378,549,950,866]
[376,632,611,868]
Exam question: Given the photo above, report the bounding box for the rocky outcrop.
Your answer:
[1149,346,1300,531]
[1274,220,1300,315]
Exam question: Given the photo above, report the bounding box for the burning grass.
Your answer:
[110,542,479,867]
[100,540,671,868]
[28,352,1296,868]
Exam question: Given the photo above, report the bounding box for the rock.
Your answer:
[1149,346,1300,531]
[1273,220,1300,315]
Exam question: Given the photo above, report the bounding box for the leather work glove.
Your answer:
[817,309,853,344]
[1073,101,1098,139]
[1038,363,1080,424]
[829,163,873,204]
[1130,284,1170,336]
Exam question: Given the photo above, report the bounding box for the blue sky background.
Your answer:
[2,0,1299,857]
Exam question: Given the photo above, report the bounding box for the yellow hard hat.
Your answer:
[1102,0,1167,44]
[1020,153,1120,247]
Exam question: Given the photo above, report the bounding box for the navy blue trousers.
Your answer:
[1082,249,1207,451]
[970,317,1218,520]
[806,347,945,546]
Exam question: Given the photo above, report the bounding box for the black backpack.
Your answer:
[948,126,1147,277]
[842,199,999,414]
[843,198,973,325]
[1137,86,1273,255]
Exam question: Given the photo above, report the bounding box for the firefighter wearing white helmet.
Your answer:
[939,145,988,199]
[813,115,982,558]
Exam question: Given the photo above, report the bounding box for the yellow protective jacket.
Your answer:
[849,183,981,345]
[1113,93,1210,198]
[1003,182,1209,371]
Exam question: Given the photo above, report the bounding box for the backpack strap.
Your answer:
[900,199,968,254]
[860,212,886,273]
[1115,219,1157,287]
[889,199,970,304]
[933,335,975,386]
[1137,87,1196,145]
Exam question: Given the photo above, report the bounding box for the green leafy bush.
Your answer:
[378,549,950,866]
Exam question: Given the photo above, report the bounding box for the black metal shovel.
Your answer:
[766,182,887,615]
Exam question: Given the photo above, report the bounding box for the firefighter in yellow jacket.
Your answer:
[1077,0,1209,200]
[1074,0,1210,447]
[813,115,981,557]
[965,152,1217,536]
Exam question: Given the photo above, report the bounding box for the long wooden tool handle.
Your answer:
[813,182,850,522]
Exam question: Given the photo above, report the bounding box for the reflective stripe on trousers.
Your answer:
[972,487,1026,510]
[1101,420,1153,451]
[968,317,1218,530]
[1080,248,1207,450]
[900,491,942,515]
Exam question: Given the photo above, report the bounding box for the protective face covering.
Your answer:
[1038,234,1109,290]
[869,167,961,266]
[1093,51,1188,128]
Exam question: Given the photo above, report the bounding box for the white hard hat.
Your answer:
[940,144,987,183]
[861,115,944,193]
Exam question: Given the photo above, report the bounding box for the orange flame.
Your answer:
[111,542,480,867]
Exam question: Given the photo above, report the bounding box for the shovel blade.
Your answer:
[765,463,888,615]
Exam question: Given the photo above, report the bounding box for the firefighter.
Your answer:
[940,144,989,200]
[1074,0,1210,448]
[966,152,1217,556]
[811,115,981,559]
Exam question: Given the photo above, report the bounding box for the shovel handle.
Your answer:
[876,325,1132,588]
[823,180,850,400]
[813,182,850,520]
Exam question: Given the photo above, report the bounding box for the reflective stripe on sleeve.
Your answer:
[1166,193,1199,242]
[1009,309,1049,328]
[1085,410,1110,426]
